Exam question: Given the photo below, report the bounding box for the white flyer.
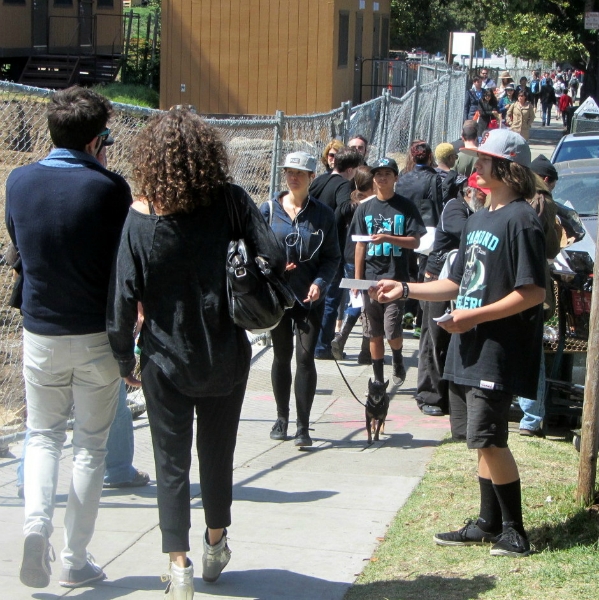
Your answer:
[433,312,454,323]
[352,235,375,242]
[339,278,379,290]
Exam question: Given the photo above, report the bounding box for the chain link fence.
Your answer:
[0,67,467,437]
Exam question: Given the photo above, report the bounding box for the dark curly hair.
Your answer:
[132,108,231,214]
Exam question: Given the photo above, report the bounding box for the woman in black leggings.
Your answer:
[260,151,340,447]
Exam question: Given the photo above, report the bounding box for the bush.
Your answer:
[91,83,159,108]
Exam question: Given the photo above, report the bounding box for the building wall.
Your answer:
[0,2,32,53]
[0,0,122,56]
[161,0,390,115]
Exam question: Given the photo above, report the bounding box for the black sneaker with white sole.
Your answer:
[490,526,531,557]
[434,519,500,546]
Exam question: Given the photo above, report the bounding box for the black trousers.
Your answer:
[416,298,451,412]
[141,355,246,553]
[270,301,324,428]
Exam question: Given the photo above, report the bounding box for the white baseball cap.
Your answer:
[281,151,317,172]
[461,129,531,168]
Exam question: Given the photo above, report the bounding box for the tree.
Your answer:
[390,0,599,100]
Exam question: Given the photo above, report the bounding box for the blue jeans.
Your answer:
[18,380,136,489]
[104,381,137,485]
[518,352,546,431]
[541,102,553,125]
[315,264,344,356]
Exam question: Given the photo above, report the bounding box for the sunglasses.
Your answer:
[97,128,111,142]
[328,152,337,158]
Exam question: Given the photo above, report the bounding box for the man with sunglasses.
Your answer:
[479,69,496,92]
[6,86,132,589]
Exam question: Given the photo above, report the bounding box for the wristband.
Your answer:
[401,281,410,299]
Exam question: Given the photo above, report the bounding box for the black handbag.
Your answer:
[225,187,294,333]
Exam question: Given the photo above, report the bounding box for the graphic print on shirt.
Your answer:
[365,214,405,257]
[456,228,499,309]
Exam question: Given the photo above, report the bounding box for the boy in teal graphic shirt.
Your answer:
[351,157,426,386]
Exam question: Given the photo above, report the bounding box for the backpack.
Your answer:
[530,79,540,94]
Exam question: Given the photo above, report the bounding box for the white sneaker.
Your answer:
[162,559,194,599]
[202,530,231,583]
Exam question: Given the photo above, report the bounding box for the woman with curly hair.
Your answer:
[107,108,285,598]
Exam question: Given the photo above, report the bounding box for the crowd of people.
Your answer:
[466,66,582,136]
[7,81,564,597]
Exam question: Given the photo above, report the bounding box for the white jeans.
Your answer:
[23,329,120,569]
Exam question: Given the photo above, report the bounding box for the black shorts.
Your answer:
[455,385,513,449]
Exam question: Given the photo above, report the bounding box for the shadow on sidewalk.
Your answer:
[31,570,350,599]
[346,574,496,600]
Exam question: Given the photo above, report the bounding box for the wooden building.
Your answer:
[0,0,123,87]
[161,0,391,115]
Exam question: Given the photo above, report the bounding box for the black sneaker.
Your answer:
[392,356,406,386]
[270,418,288,440]
[434,519,500,546]
[357,352,372,365]
[294,427,313,447]
[490,526,531,557]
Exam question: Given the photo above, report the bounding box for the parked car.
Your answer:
[551,131,599,164]
[553,158,599,244]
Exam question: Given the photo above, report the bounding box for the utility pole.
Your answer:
[576,234,599,505]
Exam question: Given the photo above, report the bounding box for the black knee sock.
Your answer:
[493,479,526,536]
[477,477,502,533]
[373,358,384,383]
[391,348,403,365]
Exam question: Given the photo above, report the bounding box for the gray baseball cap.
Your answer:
[281,151,317,172]
[460,129,531,168]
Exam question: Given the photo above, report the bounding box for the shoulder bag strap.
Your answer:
[224,184,244,240]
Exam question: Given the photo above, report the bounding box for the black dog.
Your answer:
[365,378,390,444]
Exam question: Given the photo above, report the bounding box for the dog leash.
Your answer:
[332,356,366,407]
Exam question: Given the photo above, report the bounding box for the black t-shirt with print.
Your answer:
[444,199,546,399]
[352,194,426,282]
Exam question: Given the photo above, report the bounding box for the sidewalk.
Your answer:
[0,330,450,599]
[0,119,562,599]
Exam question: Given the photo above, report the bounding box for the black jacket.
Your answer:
[107,184,286,396]
[394,166,443,227]
[540,83,557,105]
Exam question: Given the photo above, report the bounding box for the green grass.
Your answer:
[91,83,159,108]
[345,433,599,600]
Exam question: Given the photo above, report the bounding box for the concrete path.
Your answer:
[0,330,450,599]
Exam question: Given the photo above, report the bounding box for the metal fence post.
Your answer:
[342,101,352,143]
[408,68,421,148]
[269,110,284,200]
[380,89,391,158]
[428,77,439,147]
[443,71,453,142]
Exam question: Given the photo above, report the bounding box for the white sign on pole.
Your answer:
[585,12,599,29]
[451,32,476,57]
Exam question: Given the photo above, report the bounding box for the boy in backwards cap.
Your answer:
[371,130,546,557]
